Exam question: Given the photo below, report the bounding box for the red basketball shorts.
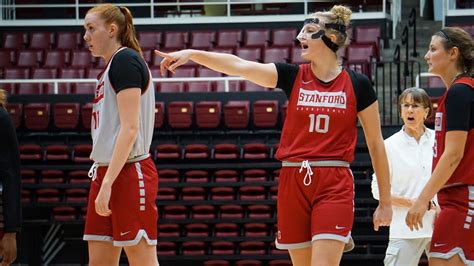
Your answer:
[429,185,474,264]
[275,165,354,249]
[84,157,159,246]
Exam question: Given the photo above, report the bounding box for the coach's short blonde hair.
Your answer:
[0,89,7,108]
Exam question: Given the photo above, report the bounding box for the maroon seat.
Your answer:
[154,101,164,129]
[182,241,206,255]
[5,103,22,128]
[32,68,58,94]
[270,185,278,200]
[158,223,180,237]
[186,81,213,92]
[181,187,206,201]
[21,169,36,184]
[155,144,181,160]
[210,242,235,255]
[19,144,43,161]
[167,101,193,128]
[253,100,279,127]
[53,103,80,129]
[243,169,267,182]
[220,204,243,219]
[138,31,162,50]
[291,46,305,64]
[68,170,89,184]
[211,187,234,200]
[60,68,85,79]
[241,80,267,92]
[271,28,297,47]
[247,204,273,219]
[215,29,242,48]
[427,76,445,88]
[243,223,268,237]
[263,47,289,63]
[214,169,239,182]
[2,32,25,49]
[72,144,92,164]
[156,187,177,201]
[0,49,15,68]
[184,170,209,182]
[214,80,241,92]
[156,241,177,256]
[43,50,67,68]
[40,169,65,184]
[214,223,239,237]
[236,47,262,62]
[239,241,266,255]
[162,31,188,50]
[17,50,40,68]
[158,82,185,93]
[185,223,209,237]
[213,143,239,160]
[184,144,209,159]
[242,143,269,159]
[36,188,61,203]
[52,206,76,221]
[204,260,231,266]
[65,188,88,202]
[29,32,53,49]
[170,66,196,78]
[354,25,381,61]
[16,83,42,95]
[81,102,93,130]
[224,101,249,129]
[197,67,222,77]
[70,50,93,69]
[239,186,266,200]
[191,205,216,219]
[196,101,221,129]
[189,30,215,49]
[21,190,32,203]
[162,205,188,220]
[243,28,270,48]
[73,83,96,94]
[24,103,50,130]
[56,32,81,50]
[268,260,292,266]
[157,169,180,183]
[45,144,69,161]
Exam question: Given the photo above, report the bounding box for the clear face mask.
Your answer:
[296,18,326,42]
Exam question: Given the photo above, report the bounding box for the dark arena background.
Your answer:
[1,0,473,265]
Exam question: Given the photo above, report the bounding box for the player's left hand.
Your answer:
[0,232,17,266]
[95,183,112,217]
[405,199,427,231]
[373,204,392,231]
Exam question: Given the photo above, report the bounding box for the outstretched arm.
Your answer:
[155,49,278,88]
[359,101,392,231]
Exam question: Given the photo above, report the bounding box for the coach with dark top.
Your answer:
[155,5,392,266]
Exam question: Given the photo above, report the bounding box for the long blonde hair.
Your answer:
[87,4,142,54]
[309,5,352,50]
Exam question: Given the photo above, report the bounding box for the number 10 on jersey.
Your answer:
[308,114,329,133]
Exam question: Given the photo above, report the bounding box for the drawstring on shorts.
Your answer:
[299,160,314,186]
[88,162,99,181]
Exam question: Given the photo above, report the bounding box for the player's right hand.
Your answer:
[154,49,192,77]
[373,204,392,231]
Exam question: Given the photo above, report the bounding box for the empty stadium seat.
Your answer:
[2,32,25,49]
[189,30,215,49]
[235,260,263,266]
[73,83,96,94]
[236,47,262,62]
[56,32,81,50]
[242,169,267,182]
[64,188,88,202]
[184,170,209,182]
[242,143,269,159]
[156,187,177,201]
[182,241,206,255]
[270,185,278,200]
[158,223,180,237]
[70,50,93,69]
[155,144,181,160]
[214,169,239,182]
[19,144,43,161]
[291,47,304,64]
[45,144,69,161]
[0,49,14,68]
[211,187,234,200]
[167,101,193,128]
[185,223,209,237]
[239,241,266,255]
[191,205,216,219]
[154,101,164,129]
[163,31,188,49]
[52,206,76,221]
[263,47,289,63]
[162,205,188,220]
[243,223,268,237]
[243,28,270,48]
[138,31,162,49]
[210,242,235,255]
[156,242,177,256]
[81,103,93,130]
[5,103,22,128]
[43,50,67,68]
[213,143,239,160]
[157,169,180,183]
[220,204,243,219]
[197,67,222,77]
[36,188,61,203]
[224,101,249,129]
[239,186,266,200]
[214,80,241,92]
[21,169,36,184]
[24,103,50,130]
[184,144,209,159]
[186,81,213,92]
[68,170,89,184]
[252,100,279,127]
[72,144,92,164]
[17,50,39,68]
[53,103,80,129]
[181,187,206,200]
[29,32,53,49]
[241,80,267,92]
[195,101,221,129]
[247,204,273,219]
[214,223,239,237]
[159,82,185,93]
[215,29,242,48]
[40,169,65,184]
[271,28,297,47]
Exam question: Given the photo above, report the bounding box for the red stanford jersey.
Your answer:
[276,65,358,162]
[433,76,474,186]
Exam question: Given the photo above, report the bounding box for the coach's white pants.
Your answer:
[384,238,431,266]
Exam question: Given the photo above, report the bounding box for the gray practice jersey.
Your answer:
[90,47,155,164]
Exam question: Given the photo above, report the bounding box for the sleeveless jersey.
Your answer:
[90,47,155,164]
[275,65,358,162]
[433,76,474,186]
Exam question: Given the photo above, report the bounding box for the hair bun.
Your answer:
[330,5,352,26]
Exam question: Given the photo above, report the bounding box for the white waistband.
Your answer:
[88,154,150,181]
[282,160,350,168]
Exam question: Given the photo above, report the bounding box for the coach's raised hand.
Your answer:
[154,49,192,77]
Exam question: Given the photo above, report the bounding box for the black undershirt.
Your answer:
[445,83,474,131]
[274,63,377,112]
[109,48,150,93]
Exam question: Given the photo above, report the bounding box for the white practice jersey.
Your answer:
[90,47,155,164]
